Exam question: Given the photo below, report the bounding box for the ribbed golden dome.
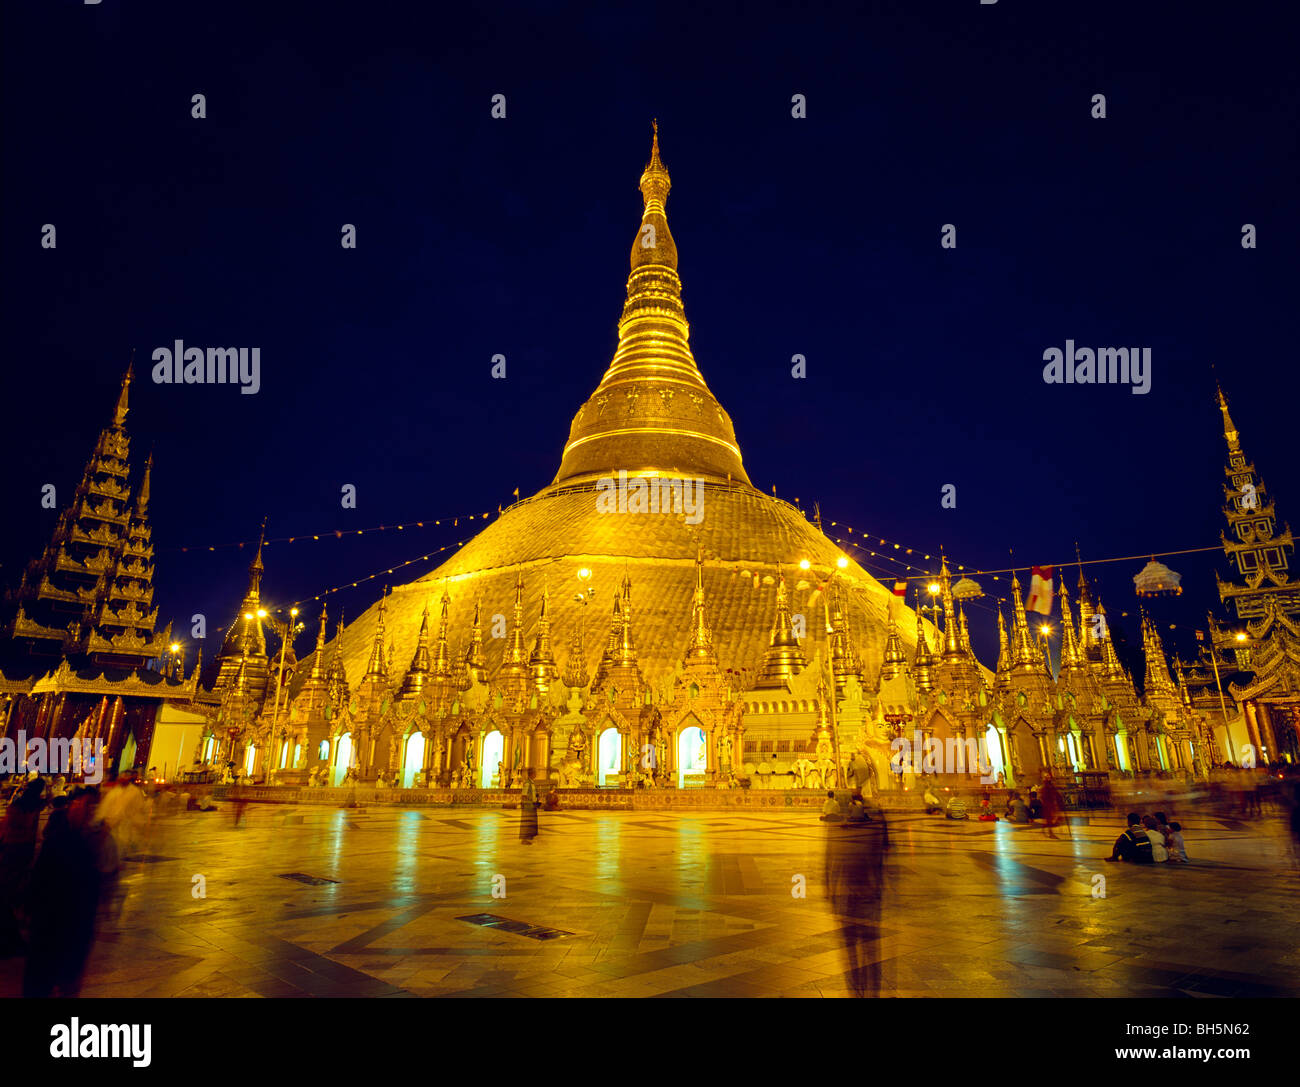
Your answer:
[553,123,750,486]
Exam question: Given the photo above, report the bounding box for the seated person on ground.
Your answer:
[1166,821,1188,863]
[820,790,843,822]
[1142,815,1170,862]
[1105,813,1154,863]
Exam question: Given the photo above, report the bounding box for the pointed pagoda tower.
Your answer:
[8,367,169,668]
[755,569,807,687]
[212,525,273,704]
[1213,383,1299,645]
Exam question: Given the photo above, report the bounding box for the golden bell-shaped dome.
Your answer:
[553,122,750,486]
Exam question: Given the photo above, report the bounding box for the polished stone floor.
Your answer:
[3,802,1297,998]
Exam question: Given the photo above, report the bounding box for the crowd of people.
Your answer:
[0,770,150,996]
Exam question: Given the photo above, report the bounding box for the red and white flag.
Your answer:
[1026,565,1054,615]
[892,580,908,597]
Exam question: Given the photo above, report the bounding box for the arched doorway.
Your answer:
[677,725,707,787]
[984,723,1005,782]
[333,733,353,786]
[598,727,622,786]
[402,732,425,788]
[482,730,504,788]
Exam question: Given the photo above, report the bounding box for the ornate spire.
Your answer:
[1142,610,1179,703]
[463,597,488,684]
[684,547,716,663]
[529,582,559,689]
[615,573,638,667]
[134,452,152,517]
[309,603,328,681]
[879,598,908,681]
[1058,583,1085,672]
[431,589,453,680]
[914,606,935,692]
[552,125,749,485]
[1217,382,1241,452]
[364,587,389,680]
[1009,571,1042,669]
[756,567,807,685]
[505,570,528,667]
[938,555,963,661]
[398,600,433,700]
[1099,607,1126,681]
[995,608,1012,684]
[113,364,132,427]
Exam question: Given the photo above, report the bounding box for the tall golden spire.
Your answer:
[938,556,963,662]
[1098,605,1126,681]
[995,608,1012,683]
[1217,382,1241,452]
[615,573,638,667]
[684,547,716,662]
[398,601,433,700]
[529,582,559,689]
[756,568,807,685]
[431,589,453,680]
[309,603,328,681]
[113,364,132,427]
[553,124,750,485]
[463,598,487,684]
[364,587,389,679]
[1058,583,1085,672]
[879,598,908,681]
[1009,571,1041,669]
[914,606,935,692]
[505,570,528,667]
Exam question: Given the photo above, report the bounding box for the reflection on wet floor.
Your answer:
[1,800,1297,998]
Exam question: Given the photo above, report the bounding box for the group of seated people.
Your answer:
[1106,812,1188,863]
[820,790,872,823]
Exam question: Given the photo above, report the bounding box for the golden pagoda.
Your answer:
[318,127,930,750]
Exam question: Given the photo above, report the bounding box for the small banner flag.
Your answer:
[1026,565,1054,615]
[892,580,908,597]
[1195,630,1205,643]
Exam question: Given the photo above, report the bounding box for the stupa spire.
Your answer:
[553,124,749,485]
[685,547,716,662]
[756,567,807,685]
[1058,583,1085,672]
[1009,570,1041,669]
[364,587,389,679]
[529,582,559,689]
[463,598,487,684]
[914,606,935,692]
[431,590,453,680]
[879,598,907,681]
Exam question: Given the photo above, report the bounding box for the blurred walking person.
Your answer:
[1040,773,1070,840]
[519,777,539,844]
[0,779,46,957]
[23,787,104,997]
[824,804,889,997]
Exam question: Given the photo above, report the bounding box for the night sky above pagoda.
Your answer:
[2,1,1296,670]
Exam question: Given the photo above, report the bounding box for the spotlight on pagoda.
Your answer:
[952,576,984,600]
[1133,558,1183,597]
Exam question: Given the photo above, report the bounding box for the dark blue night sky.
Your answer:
[2,0,1296,669]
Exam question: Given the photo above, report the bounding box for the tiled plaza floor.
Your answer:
[3,803,1297,998]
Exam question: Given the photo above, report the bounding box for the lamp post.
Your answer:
[1205,619,1239,765]
[264,606,298,783]
[812,556,849,791]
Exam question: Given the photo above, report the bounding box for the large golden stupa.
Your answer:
[328,126,914,691]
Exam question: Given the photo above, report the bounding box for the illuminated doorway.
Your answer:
[333,733,353,786]
[482,730,504,788]
[203,736,215,763]
[244,744,258,777]
[677,725,707,786]
[403,732,425,788]
[984,724,1005,781]
[598,727,622,786]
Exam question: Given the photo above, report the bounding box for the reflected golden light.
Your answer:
[836,556,848,569]
[1235,632,1247,642]
[577,567,592,581]
[927,582,940,595]
[798,559,811,571]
